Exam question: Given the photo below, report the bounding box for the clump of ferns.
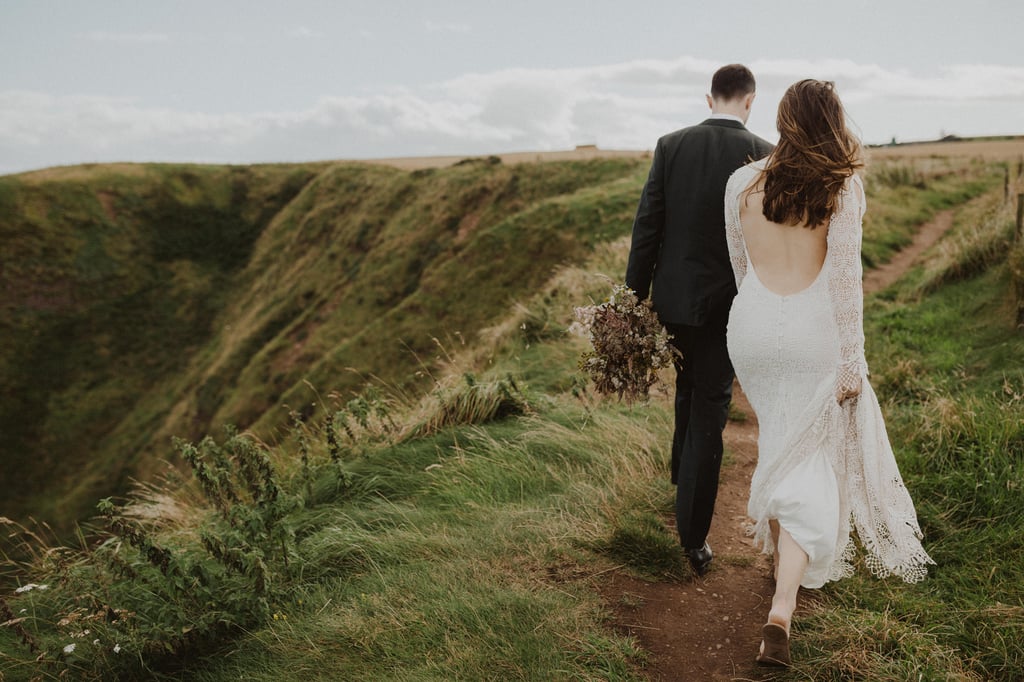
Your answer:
[95,428,301,633]
[280,389,396,505]
[177,428,299,581]
[324,386,400,460]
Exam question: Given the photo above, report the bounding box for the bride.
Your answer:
[723,79,934,666]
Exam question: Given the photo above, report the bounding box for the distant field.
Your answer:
[869,137,1024,161]
[362,145,651,170]
[363,137,1024,170]
[16,138,1019,181]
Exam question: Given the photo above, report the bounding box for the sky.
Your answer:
[2,0,1023,175]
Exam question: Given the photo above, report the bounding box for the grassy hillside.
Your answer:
[0,157,648,532]
[0,154,1017,680]
[1,162,322,526]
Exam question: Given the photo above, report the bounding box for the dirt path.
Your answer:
[601,210,956,681]
[863,210,954,292]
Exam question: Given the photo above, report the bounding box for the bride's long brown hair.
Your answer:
[761,79,863,228]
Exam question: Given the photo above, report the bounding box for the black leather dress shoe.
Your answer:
[685,542,713,576]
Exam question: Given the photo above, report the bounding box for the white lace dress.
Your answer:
[724,160,934,588]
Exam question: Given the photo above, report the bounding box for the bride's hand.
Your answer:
[835,374,862,404]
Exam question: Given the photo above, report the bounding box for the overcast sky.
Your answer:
[2,0,1023,175]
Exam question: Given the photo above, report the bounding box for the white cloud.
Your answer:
[424,20,471,33]
[2,57,1024,174]
[289,26,322,39]
[83,30,170,44]
[746,58,1024,100]
[0,92,261,147]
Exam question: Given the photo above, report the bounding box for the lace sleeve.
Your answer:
[724,165,751,289]
[827,174,868,398]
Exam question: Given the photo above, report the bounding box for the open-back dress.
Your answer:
[723,159,934,587]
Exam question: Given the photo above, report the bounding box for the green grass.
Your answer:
[2,156,1020,680]
[861,157,1002,267]
[0,385,669,680]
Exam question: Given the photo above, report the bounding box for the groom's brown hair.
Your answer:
[711,64,756,101]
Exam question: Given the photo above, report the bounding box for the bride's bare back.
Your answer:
[739,175,828,296]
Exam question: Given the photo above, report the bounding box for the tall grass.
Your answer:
[910,189,1019,296]
[1006,178,1024,326]
[860,157,1000,268]
[0,387,670,680]
[2,156,1018,680]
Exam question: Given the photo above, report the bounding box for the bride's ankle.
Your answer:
[767,603,793,633]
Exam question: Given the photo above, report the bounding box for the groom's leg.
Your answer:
[667,324,694,487]
[667,323,703,547]
[676,310,733,549]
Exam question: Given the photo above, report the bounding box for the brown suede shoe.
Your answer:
[756,622,791,667]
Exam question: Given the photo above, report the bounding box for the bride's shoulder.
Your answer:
[835,172,867,219]
[850,171,865,193]
[843,171,866,201]
[743,157,767,171]
[727,159,765,193]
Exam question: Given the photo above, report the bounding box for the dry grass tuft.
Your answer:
[799,604,985,681]
[912,186,1020,296]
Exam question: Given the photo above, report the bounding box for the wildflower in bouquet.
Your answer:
[570,283,677,403]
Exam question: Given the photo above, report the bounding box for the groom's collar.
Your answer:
[701,117,746,130]
[708,113,744,124]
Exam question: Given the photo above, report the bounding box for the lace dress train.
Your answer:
[723,161,934,587]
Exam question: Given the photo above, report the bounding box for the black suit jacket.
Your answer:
[626,119,774,326]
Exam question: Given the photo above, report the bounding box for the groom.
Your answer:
[625,64,773,576]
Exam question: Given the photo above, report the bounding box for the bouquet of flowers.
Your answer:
[570,283,677,403]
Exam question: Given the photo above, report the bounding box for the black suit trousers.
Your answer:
[665,304,733,550]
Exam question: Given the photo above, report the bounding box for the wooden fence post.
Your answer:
[1017,193,1024,241]
[1017,194,1024,329]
